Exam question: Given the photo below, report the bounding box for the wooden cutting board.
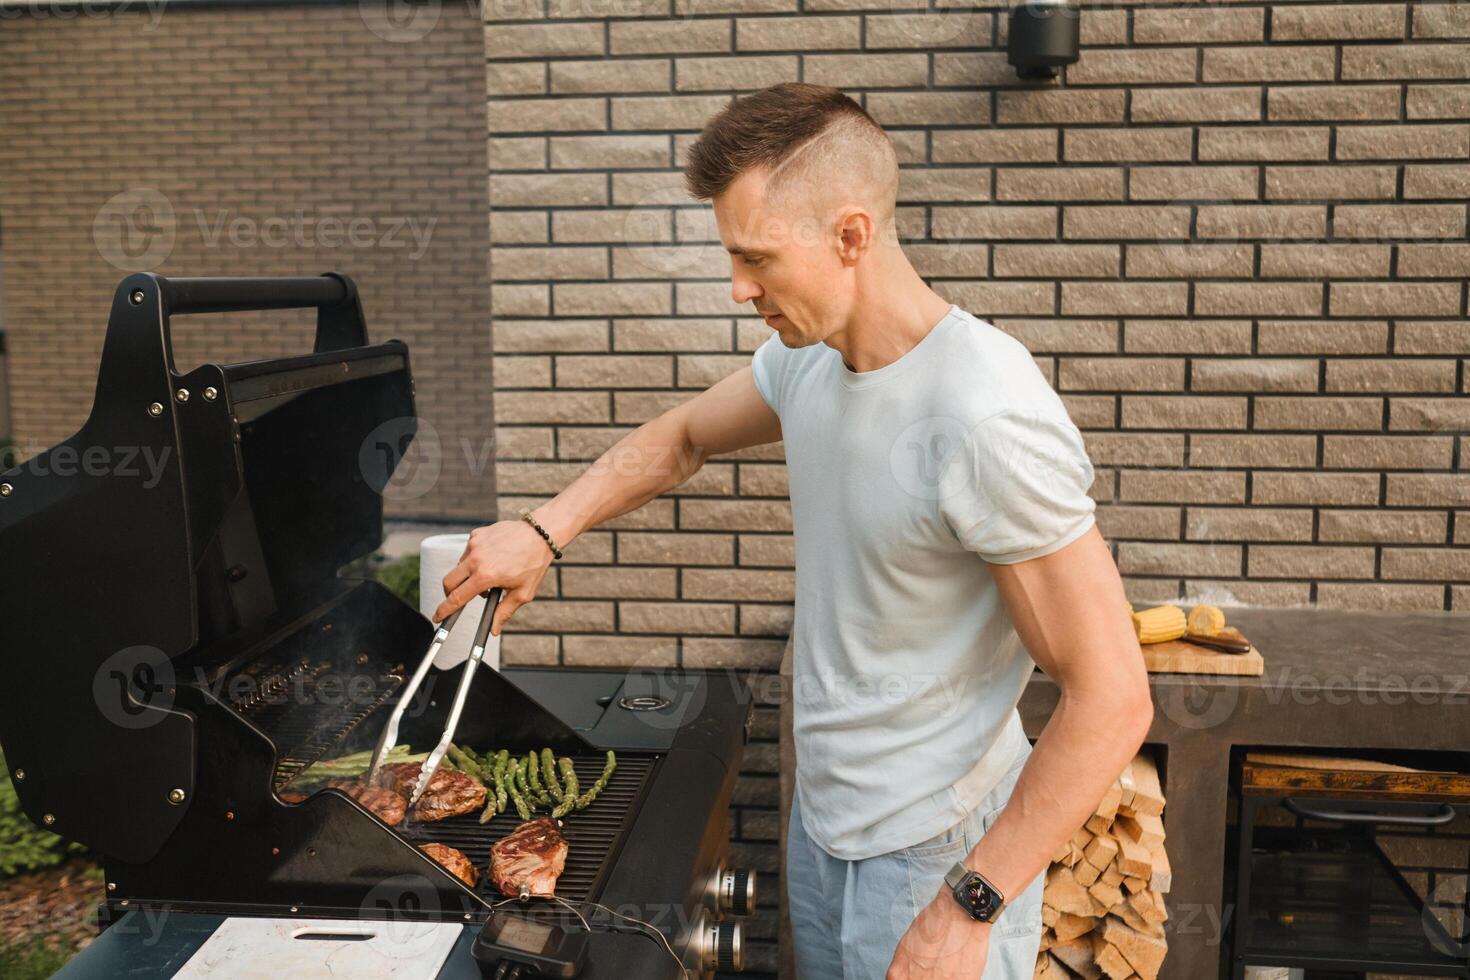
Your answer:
[1142,626,1264,676]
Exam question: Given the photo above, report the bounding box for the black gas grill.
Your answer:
[0,273,756,979]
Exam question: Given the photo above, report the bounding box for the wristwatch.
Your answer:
[944,862,1006,923]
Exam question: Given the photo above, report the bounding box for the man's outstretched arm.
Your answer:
[435,365,782,632]
[889,524,1153,977]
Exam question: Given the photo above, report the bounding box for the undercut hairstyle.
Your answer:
[683,82,900,231]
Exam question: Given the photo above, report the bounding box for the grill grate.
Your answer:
[401,752,656,906]
[226,656,405,788]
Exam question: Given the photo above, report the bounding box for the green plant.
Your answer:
[374,554,421,609]
[0,749,86,879]
[0,935,78,980]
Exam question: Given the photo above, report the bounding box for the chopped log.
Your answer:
[1054,911,1095,943]
[1100,914,1168,980]
[1035,951,1070,979]
[1093,779,1123,822]
[1122,875,1148,894]
[1117,762,1137,808]
[1109,826,1154,879]
[1074,855,1104,887]
[1148,841,1172,894]
[1128,755,1164,817]
[1113,899,1156,936]
[1087,877,1125,910]
[1090,932,1135,980]
[1099,863,1126,889]
[1045,864,1098,918]
[1117,809,1165,850]
[1051,937,1103,980]
[1128,889,1168,925]
[1084,832,1119,870]
[1042,902,1060,928]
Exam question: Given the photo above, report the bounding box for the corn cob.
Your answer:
[1186,603,1226,635]
[1132,604,1187,644]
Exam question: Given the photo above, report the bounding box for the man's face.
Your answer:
[712,168,847,349]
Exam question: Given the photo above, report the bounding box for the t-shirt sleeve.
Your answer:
[937,407,1098,565]
[750,334,785,415]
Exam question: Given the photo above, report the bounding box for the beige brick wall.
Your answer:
[0,2,493,518]
[485,2,1470,657]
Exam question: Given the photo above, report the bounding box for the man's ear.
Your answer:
[836,207,876,264]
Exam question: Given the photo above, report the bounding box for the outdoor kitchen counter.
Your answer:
[1017,605,1470,980]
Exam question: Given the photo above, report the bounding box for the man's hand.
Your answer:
[886,886,990,980]
[433,516,556,634]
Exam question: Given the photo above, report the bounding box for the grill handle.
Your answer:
[156,273,367,353]
[162,275,352,315]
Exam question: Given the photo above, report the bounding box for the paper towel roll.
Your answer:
[419,532,501,671]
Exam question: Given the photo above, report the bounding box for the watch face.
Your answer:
[960,875,996,918]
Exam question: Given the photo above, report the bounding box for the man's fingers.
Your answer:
[435,575,484,624]
[440,558,474,607]
[490,594,524,637]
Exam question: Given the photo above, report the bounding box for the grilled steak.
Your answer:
[380,762,487,822]
[490,817,568,897]
[276,782,408,827]
[324,779,409,827]
[420,843,479,888]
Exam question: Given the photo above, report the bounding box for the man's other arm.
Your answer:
[435,366,782,631]
[959,525,1154,905]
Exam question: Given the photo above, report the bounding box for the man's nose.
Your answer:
[731,271,762,306]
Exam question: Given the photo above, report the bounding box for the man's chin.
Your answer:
[775,328,814,349]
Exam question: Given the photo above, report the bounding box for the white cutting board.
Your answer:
[173,917,462,979]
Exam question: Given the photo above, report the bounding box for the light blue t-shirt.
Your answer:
[752,303,1098,861]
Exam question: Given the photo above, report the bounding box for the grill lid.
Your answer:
[0,273,417,862]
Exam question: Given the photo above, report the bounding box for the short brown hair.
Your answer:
[683,83,898,225]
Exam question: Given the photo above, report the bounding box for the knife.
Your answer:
[1182,631,1251,654]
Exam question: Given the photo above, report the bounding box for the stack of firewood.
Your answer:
[1034,750,1171,980]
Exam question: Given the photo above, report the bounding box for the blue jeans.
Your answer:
[786,740,1045,980]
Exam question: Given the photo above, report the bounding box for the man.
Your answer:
[437,82,1153,979]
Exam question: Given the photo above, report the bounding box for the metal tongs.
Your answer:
[367,587,504,809]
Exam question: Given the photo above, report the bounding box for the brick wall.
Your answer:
[0,1,493,518]
[484,3,1468,974]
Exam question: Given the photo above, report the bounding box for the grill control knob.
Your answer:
[720,868,757,917]
[715,921,743,972]
[694,912,745,974]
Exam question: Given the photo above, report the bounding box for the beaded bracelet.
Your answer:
[520,510,564,561]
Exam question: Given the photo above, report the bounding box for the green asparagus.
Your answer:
[575,751,617,810]
[542,747,564,802]
[558,757,579,802]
